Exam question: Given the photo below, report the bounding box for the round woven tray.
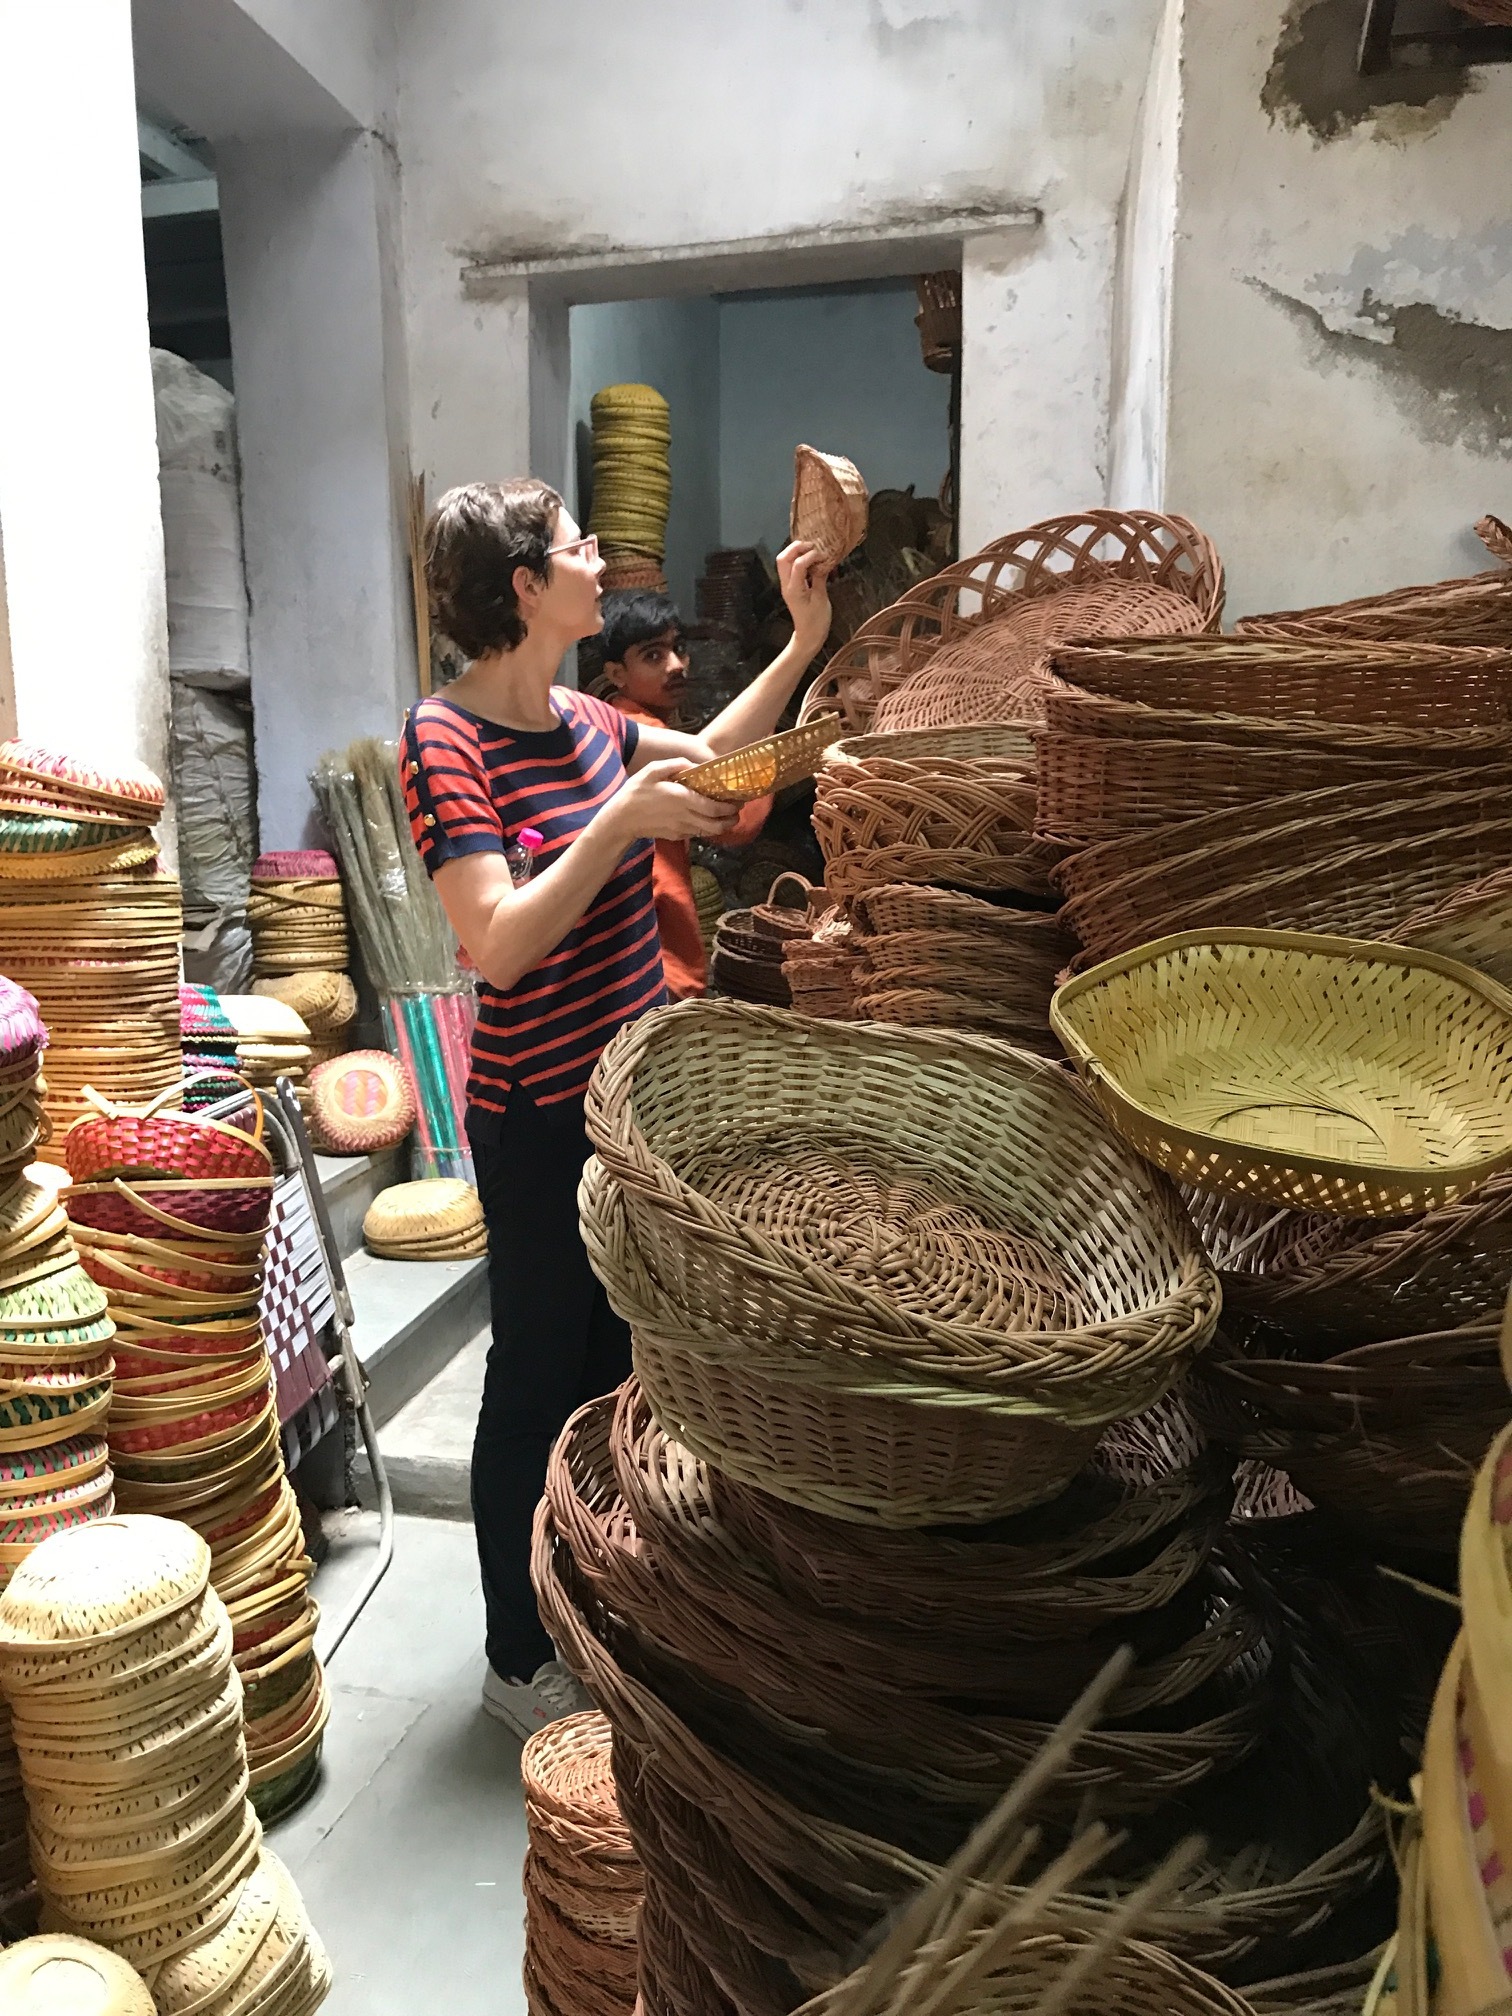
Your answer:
[800,511,1224,733]
[585,999,1220,1418]
[308,1051,416,1156]
[0,1933,156,2014]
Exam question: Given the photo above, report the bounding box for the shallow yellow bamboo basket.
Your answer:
[679,715,843,804]
[1051,930,1512,1216]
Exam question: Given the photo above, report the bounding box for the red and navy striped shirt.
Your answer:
[401,689,665,1110]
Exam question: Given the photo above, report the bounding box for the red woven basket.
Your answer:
[65,1178,274,1241]
[64,1110,271,1186]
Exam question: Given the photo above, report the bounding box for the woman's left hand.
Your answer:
[776,541,833,661]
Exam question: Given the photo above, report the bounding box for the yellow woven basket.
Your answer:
[680,715,843,804]
[1050,929,1512,1217]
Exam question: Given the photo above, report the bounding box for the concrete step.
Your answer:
[355,1327,484,1520]
[315,1148,408,1265]
[345,1246,489,1429]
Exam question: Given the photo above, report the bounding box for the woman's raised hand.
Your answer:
[775,540,834,661]
[606,759,739,843]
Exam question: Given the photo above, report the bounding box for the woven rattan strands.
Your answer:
[798,511,1224,732]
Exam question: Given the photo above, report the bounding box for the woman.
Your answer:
[403,478,832,1740]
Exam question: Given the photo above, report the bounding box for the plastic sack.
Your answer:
[152,348,250,688]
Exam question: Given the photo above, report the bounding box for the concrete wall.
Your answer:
[568,299,720,610]
[395,0,1167,553]
[1164,0,1512,618]
[718,284,951,555]
[0,2,170,787]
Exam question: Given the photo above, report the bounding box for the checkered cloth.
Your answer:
[260,1171,339,1470]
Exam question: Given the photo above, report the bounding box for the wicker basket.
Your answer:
[584,1165,1102,1525]
[812,725,1053,898]
[679,716,843,804]
[1052,636,1512,727]
[1236,518,1512,644]
[1188,1182,1512,1344]
[586,999,1220,1412]
[1398,862,1512,989]
[800,512,1224,733]
[307,1050,416,1155]
[1052,930,1512,1215]
[790,447,868,565]
[1052,772,1512,971]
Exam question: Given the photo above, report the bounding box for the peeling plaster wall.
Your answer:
[1165,0,1512,618]
[394,0,1165,532]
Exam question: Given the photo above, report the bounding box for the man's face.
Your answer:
[607,628,690,712]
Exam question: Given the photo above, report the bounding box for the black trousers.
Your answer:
[467,1087,631,1680]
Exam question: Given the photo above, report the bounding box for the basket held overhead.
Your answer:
[1051,929,1512,1216]
[791,446,868,566]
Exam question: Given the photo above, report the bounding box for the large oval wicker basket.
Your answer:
[585,998,1220,1404]
[799,511,1225,733]
[1052,930,1512,1215]
[1236,516,1512,644]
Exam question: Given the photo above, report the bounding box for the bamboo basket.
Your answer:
[680,716,843,804]
[585,999,1220,1412]
[799,511,1224,733]
[1052,930,1512,1215]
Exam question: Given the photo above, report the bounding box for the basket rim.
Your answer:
[1051,927,1512,1213]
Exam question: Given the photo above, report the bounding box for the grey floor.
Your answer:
[269,1508,528,2016]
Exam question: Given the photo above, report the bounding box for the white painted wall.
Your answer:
[395,0,1167,553]
[718,284,951,554]
[0,1,170,787]
[568,299,720,611]
[1164,0,1512,618]
[218,128,416,848]
[1108,0,1183,510]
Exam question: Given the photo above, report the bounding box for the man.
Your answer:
[598,590,774,998]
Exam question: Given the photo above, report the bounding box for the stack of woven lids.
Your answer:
[0,1515,331,2008]
[521,1710,641,2016]
[251,971,356,1071]
[587,385,671,575]
[362,1179,485,1262]
[178,985,242,1110]
[61,1102,329,1812]
[0,744,178,1161]
[247,853,348,979]
[216,997,314,1113]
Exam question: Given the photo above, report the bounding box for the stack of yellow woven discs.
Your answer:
[588,384,671,567]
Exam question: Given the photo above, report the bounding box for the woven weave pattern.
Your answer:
[799,511,1224,732]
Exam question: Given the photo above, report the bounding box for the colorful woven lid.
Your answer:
[251,851,338,881]
[0,1935,154,2015]
[0,1514,210,1647]
[0,813,138,854]
[0,1437,111,1500]
[0,977,47,1065]
[307,1051,416,1155]
[0,742,166,817]
[178,984,234,1039]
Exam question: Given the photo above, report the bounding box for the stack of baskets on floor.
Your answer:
[61,1100,329,1813]
[0,1515,330,2008]
[521,1710,641,2016]
[708,875,817,1008]
[544,1000,1412,2013]
[362,1179,485,1261]
[588,384,671,580]
[0,745,179,1161]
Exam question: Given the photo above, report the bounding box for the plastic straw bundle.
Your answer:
[588,385,671,564]
[382,993,474,1182]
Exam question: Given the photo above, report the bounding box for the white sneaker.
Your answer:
[480,1658,591,1741]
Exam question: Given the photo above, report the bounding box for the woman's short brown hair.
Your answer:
[424,479,564,658]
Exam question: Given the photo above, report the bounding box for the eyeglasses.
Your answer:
[547,532,600,561]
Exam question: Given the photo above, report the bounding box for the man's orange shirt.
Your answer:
[610,695,771,999]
